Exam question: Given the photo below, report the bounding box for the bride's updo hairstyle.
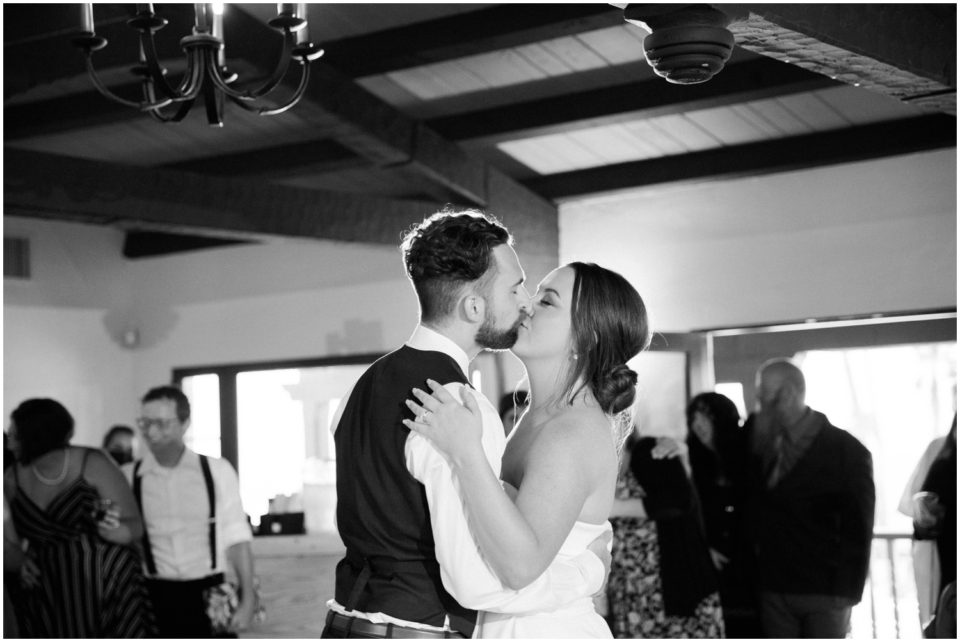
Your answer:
[561,262,651,415]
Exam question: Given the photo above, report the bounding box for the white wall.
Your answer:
[559,149,957,332]
[4,218,418,447]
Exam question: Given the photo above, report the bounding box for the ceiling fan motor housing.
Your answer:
[625,4,735,85]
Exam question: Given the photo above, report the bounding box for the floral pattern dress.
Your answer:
[607,463,725,638]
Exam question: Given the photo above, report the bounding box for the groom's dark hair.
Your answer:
[401,209,512,323]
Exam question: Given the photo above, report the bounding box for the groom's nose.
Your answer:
[518,286,533,313]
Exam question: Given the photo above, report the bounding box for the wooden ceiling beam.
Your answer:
[723,3,956,114]
[427,57,837,144]
[320,4,625,78]
[162,139,366,178]
[523,114,956,199]
[3,148,442,245]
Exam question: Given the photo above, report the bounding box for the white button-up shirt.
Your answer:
[123,447,252,580]
[328,325,604,630]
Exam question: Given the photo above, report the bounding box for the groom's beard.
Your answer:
[476,312,524,350]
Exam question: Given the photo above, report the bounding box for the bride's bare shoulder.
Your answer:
[535,407,612,452]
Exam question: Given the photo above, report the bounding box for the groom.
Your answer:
[322,209,609,638]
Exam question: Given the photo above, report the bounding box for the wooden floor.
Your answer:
[241,535,343,639]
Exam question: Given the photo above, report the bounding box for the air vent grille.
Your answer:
[4,236,31,279]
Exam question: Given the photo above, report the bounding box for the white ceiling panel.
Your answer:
[815,85,923,124]
[778,92,851,129]
[685,105,777,146]
[746,98,817,136]
[455,49,550,88]
[538,35,610,72]
[619,120,690,157]
[575,25,648,65]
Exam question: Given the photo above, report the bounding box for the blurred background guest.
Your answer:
[917,417,956,636]
[686,392,760,638]
[3,398,155,637]
[102,424,136,466]
[899,420,951,629]
[606,430,723,638]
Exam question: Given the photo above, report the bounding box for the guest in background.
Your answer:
[918,417,956,627]
[607,431,724,638]
[497,389,528,437]
[745,359,874,638]
[125,385,257,638]
[4,495,24,638]
[899,422,950,628]
[102,424,135,466]
[3,398,155,637]
[686,392,760,638]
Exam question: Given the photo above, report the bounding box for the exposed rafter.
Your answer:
[3,148,444,245]
[427,56,837,144]
[320,4,626,78]
[523,114,956,199]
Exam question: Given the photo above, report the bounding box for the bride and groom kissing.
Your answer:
[322,208,650,639]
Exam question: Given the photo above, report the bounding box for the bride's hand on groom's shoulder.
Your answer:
[404,379,483,462]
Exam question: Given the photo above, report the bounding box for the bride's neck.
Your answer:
[524,357,588,414]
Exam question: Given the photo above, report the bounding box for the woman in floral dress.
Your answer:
[606,432,724,638]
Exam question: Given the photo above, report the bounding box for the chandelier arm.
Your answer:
[204,53,256,101]
[83,53,173,111]
[142,75,196,123]
[241,29,297,99]
[258,60,310,116]
[137,29,186,101]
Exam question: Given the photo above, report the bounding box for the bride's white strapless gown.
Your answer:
[475,520,613,639]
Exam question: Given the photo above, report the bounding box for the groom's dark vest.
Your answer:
[333,345,477,636]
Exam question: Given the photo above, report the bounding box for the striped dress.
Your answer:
[9,452,156,638]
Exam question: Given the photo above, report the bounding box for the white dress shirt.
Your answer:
[123,447,252,580]
[328,325,605,630]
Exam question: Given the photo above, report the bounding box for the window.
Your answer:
[174,354,379,533]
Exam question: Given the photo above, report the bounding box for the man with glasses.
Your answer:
[123,385,257,638]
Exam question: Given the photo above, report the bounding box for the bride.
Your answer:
[405,261,650,638]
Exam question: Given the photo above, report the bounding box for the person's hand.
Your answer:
[404,379,483,464]
[651,436,686,459]
[708,547,729,571]
[93,502,126,543]
[229,594,257,632]
[913,492,944,529]
[586,529,613,597]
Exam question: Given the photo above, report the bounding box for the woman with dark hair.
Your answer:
[406,261,650,637]
[3,398,155,637]
[606,427,724,638]
[686,392,760,637]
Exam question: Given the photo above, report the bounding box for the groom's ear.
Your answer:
[460,291,485,323]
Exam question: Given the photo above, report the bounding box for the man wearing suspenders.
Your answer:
[125,385,257,638]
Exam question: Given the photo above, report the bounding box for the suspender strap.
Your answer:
[133,455,218,576]
[132,459,158,576]
[198,454,217,571]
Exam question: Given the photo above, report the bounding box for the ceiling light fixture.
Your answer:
[71,3,324,127]
[624,4,735,85]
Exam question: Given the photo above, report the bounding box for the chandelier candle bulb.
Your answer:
[80,3,94,34]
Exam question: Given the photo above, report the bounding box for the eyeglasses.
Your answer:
[136,417,180,431]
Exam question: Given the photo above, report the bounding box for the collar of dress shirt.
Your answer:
[136,444,199,476]
[406,324,471,378]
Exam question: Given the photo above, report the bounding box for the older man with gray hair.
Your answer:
[746,358,875,638]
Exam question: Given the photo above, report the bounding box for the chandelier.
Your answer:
[71,3,324,126]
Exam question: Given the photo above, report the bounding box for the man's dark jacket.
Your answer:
[745,411,875,602]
